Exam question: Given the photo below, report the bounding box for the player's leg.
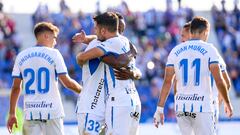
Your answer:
[192,112,215,135]
[105,105,140,135]
[45,118,64,135]
[129,105,141,135]
[213,100,219,133]
[176,112,194,135]
[77,113,105,135]
[23,120,42,135]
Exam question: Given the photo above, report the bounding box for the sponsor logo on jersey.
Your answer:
[176,94,204,101]
[177,112,196,119]
[91,78,104,109]
[25,101,53,109]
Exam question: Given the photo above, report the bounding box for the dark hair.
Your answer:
[33,22,59,38]
[93,12,119,32]
[190,16,209,34]
[115,12,124,20]
[183,21,191,31]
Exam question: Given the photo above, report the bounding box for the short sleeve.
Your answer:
[166,50,175,67]
[54,50,68,75]
[219,55,226,72]
[208,46,221,66]
[12,55,22,79]
[96,42,112,55]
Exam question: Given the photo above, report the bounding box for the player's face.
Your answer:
[49,32,57,47]
[94,23,105,41]
[180,28,190,42]
[44,32,57,48]
[118,19,125,34]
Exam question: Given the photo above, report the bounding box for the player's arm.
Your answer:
[114,66,142,80]
[59,74,82,93]
[210,63,233,117]
[173,78,177,95]
[101,42,137,68]
[72,30,97,44]
[222,71,231,90]
[154,66,175,127]
[218,70,231,105]
[101,43,137,68]
[7,78,22,133]
[76,47,105,66]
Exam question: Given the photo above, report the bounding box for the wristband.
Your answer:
[156,106,164,113]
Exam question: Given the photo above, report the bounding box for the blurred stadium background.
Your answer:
[0,0,240,134]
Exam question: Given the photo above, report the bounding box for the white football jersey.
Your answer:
[76,39,106,117]
[167,39,221,113]
[97,35,141,107]
[211,55,226,103]
[12,45,67,120]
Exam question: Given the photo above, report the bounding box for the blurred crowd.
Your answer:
[0,2,21,89]
[4,0,239,124]
[211,0,240,97]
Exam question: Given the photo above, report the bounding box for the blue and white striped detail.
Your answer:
[84,113,89,129]
[166,64,174,67]
[109,67,115,88]
[12,73,22,79]
[200,105,203,112]
[111,107,114,128]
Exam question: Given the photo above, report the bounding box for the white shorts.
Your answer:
[105,105,141,135]
[23,118,64,135]
[77,113,105,135]
[213,100,219,133]
[176,112,215,135]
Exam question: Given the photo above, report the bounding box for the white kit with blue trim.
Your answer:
[12,45,67,120]
[76,39,106,117]
[166,39,221,113]
[98,35,141,107]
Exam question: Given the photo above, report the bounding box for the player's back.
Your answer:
[167,39,221,113]
[13,45,66,120]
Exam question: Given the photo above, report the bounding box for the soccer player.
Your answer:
[154,16,233,135]
[211,56,231,132]
[180,22,191,42]
[174,22,192,95]
[7,22,82,135]
[76,12,141,135]
[73,13,139,135]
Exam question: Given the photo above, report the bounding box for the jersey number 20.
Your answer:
[23,67,50,94]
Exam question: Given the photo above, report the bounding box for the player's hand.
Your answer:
[72,30,86,43]
[153,106,164,128]
[7,114,18,133]
[114,67,133,80]
[129,42,137,57]
[224,103,233,118]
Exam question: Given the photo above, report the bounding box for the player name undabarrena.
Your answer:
[19,52,54,66]
[174,45,208,57]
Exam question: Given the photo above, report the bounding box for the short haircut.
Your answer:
[115,12,124,20]
[190,16,209,34]
[93,12,119,32]
[34,22,59,38]
[183,21,191,31]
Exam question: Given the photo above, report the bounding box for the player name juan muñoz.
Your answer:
[174,45,208,57]
[91,78,104,109]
